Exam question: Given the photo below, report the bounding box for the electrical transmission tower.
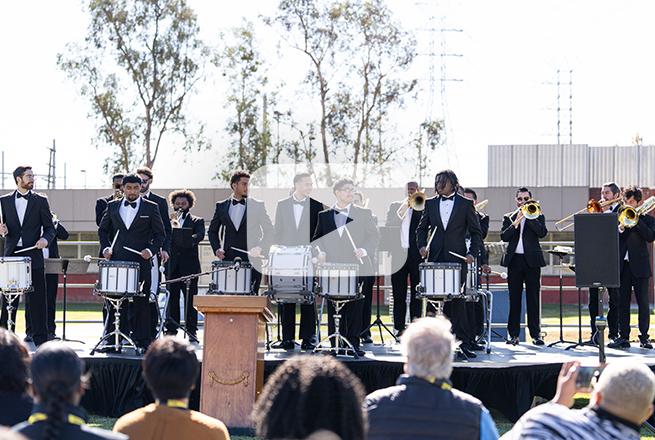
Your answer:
[46,140,56,189]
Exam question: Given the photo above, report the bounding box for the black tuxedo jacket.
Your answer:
[0,191,56,269]
[95,194,114,226]
[312,205,380,276]
[385,201,422,272]
[168,213,205,275]
[98,199,166,269]
[207,197,274,266]
[619,213,655,278]
[142,192,172,253]
[469,212,489,265]
[500,210,547,268]
[273,196,325,246]
[47,222,69,259]
[416,194,483,264]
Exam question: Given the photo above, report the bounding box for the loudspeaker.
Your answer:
[574,213,620,288]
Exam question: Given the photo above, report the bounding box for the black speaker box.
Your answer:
[574,213,620,288]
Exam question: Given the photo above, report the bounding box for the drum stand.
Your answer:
[160,278,199,343]
[421,294,470,360]
[313,297,361,359]
[361,275,397,344]
[90,296,140,356]
[2,291,23,332]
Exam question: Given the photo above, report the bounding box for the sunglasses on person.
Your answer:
[516,197,530,201]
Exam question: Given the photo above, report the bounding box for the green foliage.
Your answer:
[213,20,273,180]
[58,0,209,175]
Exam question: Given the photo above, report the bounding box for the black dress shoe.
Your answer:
[608,337,630,349]
[278,339,295,350]
[354,347,365,356]
[532,337,545,346]
[301,340,316,350]
[23,336,33,343]
[470,342,485,351]
[460,345,477,358]
[361,336,373,344]
[640,339,653,349]
[608,334,618,342]
[506,336,519,346]
[476,337,488,346]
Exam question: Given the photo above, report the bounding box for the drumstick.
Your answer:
[448,250,469,262]
[15,245,37,254]
[110,230,120,253]
[343,225,364,264]
[231,246,264,258]
[312,245,323,264]
[490,270,508,279]
[123,246,144,257]
[425,226,437,252]
[83,255,104,262]
[220,225,226,251]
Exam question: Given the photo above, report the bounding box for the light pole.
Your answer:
[81,170,86,189]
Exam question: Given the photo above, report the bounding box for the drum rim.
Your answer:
[98,261,141,268]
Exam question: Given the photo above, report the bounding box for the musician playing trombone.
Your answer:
[588,182,622,345]
[500,187,547,346]
[608,185,655,350]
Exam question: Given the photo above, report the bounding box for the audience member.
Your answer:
[0,328,33,427]
[113,337,229,440]
[363,317,499,440]
[12,342,126,440]
[501,360,655,440]
[0,426,29,440]
[253,356,367,440]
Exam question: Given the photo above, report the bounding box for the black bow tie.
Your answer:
[232,198,246,206]
[17,192,30,200]
[124,200,137,209]
[441,195,455,201]
[293,199,305,205]
[335,207,348,214]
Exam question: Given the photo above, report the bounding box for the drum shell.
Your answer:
[316,263,359,300]
[418,262,461,299]
[0,257,32,292]
[267,245,313,291]
[466,260,478,294]
[97,261,140,297]
[210,261,252,294]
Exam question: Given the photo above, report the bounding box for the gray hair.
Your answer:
[400,317,456,380]
[596,361,655,415]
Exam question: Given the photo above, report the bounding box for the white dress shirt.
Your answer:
[439,194,455,230]
[120,197,141,230]
[293,194,306,229]
[229,196,246,230]
[15,190,30,246]
[515,217,526,254]
[400,207,413,249]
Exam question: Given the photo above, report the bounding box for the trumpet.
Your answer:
[474,199,488,212]
[396,191,426,220]
[555,196,623,231]
[171,208,184,228]
[511,200,541,228]
[618,196,655,228]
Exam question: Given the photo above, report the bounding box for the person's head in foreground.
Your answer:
[253,356,367,440]
[401,315,456,380]
[503,360,655,440]
[0,327,33,427]
[112,337,229,440]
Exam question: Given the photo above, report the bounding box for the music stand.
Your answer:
[547,249,577,347]
[45,258,88,344]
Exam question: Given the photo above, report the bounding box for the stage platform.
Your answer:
[19,323,655,424]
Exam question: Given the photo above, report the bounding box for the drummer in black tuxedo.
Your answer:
[417,170,483,358]
[272,172,324,350]
[0,166,56,347]
[164,189,205,342]
[208,170,274,294]
[385,181,423,336]
[313,177,381,356]
[98,173,166,350]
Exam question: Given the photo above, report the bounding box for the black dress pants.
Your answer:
[617,261,650,341]
[359,276,374,338]
[589,287,619,338]
[165,268,198,337]
[281,302,316,342]
[391,257,421,332]
[507,254,541,339]
[45,273,59,337]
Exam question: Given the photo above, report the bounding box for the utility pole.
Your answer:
[47,140,56,189]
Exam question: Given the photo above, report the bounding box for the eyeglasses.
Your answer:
[141,179,149,185]
[339,187,355,193]
[517,197,530,202]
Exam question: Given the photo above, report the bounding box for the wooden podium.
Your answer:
[194,295,275,428]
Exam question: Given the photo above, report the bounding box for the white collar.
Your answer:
[293,194,307,203]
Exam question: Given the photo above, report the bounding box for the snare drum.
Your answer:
[466,259,478,293]
[417,262,461,300]
[267,245,313,289]
[0,257,32,292]
[97,261,140,297]
[316,263,359,300]
[209,260,252,294]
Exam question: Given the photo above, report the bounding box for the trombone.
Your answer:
[396,190,426,220]
[618,196,655,228]
[555,196,623,231]
[474,199,488,212]
[511,201,541,228]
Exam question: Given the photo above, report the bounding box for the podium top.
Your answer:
[194,295,275,323]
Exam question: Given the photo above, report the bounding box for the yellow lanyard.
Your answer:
[427,377,453,390]
[155,399,188,409]
[28,412,85,426]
